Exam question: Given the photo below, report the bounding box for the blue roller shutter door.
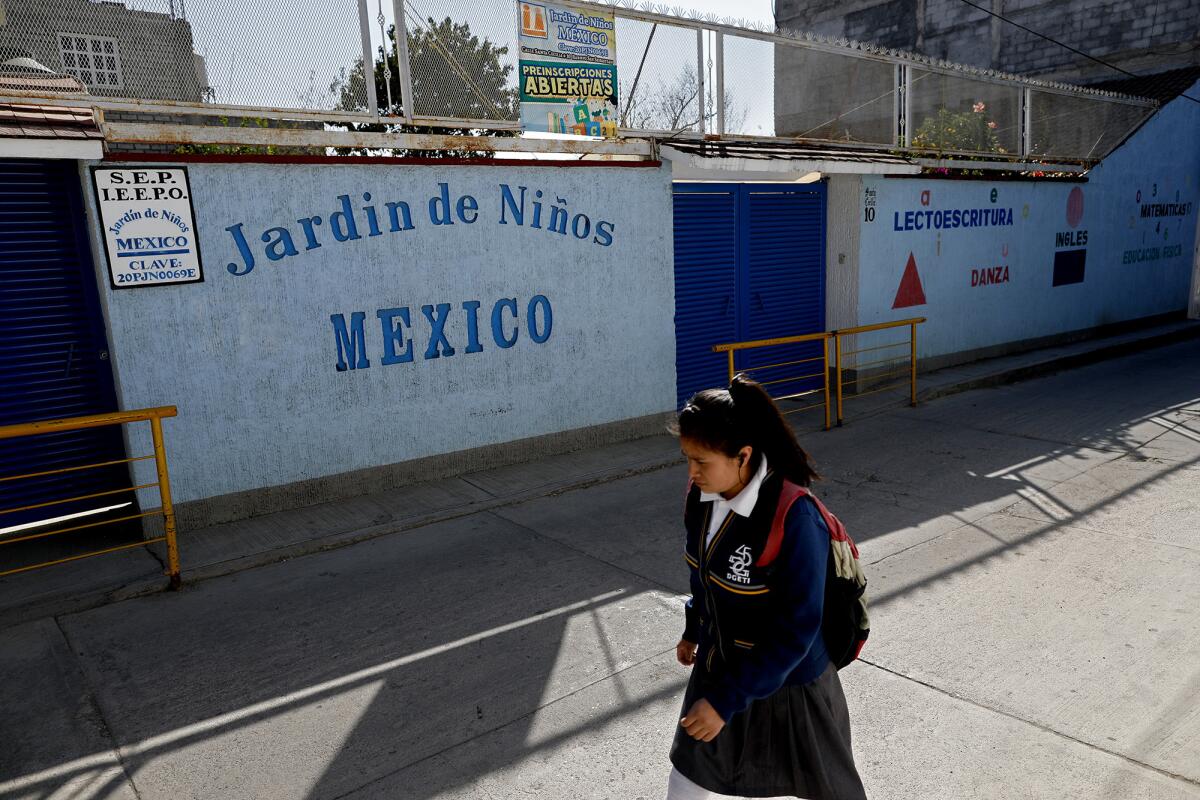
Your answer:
[0,159,131,531]
[738,186,827,401]
[673,186,738,409]
[673,183,826,408]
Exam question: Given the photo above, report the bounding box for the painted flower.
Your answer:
[987,121,997,129]
[973,101,986,113]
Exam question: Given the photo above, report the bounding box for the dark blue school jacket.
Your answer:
[683,471,831,722]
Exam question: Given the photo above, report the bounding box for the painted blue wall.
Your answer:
[856,80,1200,359]
[83,162,676,505]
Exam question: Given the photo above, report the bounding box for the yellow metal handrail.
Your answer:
[0,406,181,588]
[831,318,925,426]
[712,318,926,429]
[714,331,834,429]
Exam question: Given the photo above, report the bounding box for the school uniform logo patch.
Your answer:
[727,545,753,584]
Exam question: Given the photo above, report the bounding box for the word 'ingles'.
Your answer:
[330,295,553,372]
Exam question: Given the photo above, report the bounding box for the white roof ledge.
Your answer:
[660,144,922,179]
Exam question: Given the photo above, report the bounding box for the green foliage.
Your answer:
[329,18,517,156]
[172,117,320,156]
[335,19,516,119]
[911,102,1005,154]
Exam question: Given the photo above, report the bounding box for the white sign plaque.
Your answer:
[92,166,204,289]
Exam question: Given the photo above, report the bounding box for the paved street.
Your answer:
[3,338,1200,800]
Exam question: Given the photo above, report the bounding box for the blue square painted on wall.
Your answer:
[1053,248,1086,286]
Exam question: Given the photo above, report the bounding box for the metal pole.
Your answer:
[893,64,901,146]
[902,65,912,147]
[150,415,181,589]
[822,339,832,431]
[909,322,918,407]
[834,333,844,426]
[696,28,706,134]
[393,0,416,122]
[357,0,379,115]
[1021,87,1032,157]
[622,23,658,127]
[727,349,735,384]
[377,0,393,111]
[715,31,725,135]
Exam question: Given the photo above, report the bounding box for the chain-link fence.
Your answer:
[907,68,1023,156]
[0,0,1159,160]
[1,0,371,114]
[1028,88,1154,161]
[767,43,895,145]
[616,16,702,134]
[402,0,518,123]
[394,0,1157,162]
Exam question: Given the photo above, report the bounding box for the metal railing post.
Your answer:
[909,322,919,407]
[0,406,181,583]
[902,64,913,148]
[150,415,181,589]
[727,349,735,383]
[1021,86,1032,157]
[715,32,725,135]
[822,339,832,431]
[834,332,844,426]
[392,0,416,122]
[356,0,380,115]
[696,29,706,134]
[893,64,902,146]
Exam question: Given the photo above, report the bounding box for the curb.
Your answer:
[0,454,684,628]
[5,322,1197,627]
[918,323,1200,403]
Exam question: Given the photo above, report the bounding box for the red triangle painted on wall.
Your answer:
[892,252,927,309]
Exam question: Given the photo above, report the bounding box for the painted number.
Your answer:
[864,207,876,222]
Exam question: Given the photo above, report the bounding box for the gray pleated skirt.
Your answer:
[669,661,866,799]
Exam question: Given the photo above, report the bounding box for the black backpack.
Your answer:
[758,481,870,669]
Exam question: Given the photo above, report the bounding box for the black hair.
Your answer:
[673,373,820,487]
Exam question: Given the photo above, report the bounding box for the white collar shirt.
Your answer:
[700,454,769,543]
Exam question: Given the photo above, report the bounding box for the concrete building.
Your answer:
[772,0,1198,147]
[0,0,209,102]
[773,0,1200,82]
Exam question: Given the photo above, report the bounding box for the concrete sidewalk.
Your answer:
[2,317,1197,629]
[2,327,1200,800]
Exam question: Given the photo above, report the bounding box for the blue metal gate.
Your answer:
[0,159,131,531]
[673,182,827,408]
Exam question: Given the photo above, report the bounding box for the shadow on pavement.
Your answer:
[3,340,1199,799]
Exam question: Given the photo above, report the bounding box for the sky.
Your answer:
[180,0,778,127]
[669,0,774,25]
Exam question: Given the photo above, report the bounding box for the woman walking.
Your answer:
[667,375,866,800]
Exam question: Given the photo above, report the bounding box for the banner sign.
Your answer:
[92,167,204,289]
[518,1,618,137]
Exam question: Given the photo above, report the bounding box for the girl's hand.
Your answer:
[676,639,697,666]
[681,698,725,742]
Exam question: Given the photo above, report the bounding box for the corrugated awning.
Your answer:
[0,102,104,159]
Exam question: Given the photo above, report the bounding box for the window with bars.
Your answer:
[57,33,124,89]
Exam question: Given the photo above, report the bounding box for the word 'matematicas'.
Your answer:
[330,295,553,372]
[223,183,615,276]
[1140,202,1192,218]
[893,207,1014,232]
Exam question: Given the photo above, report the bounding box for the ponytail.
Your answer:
[675,373,820,486]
